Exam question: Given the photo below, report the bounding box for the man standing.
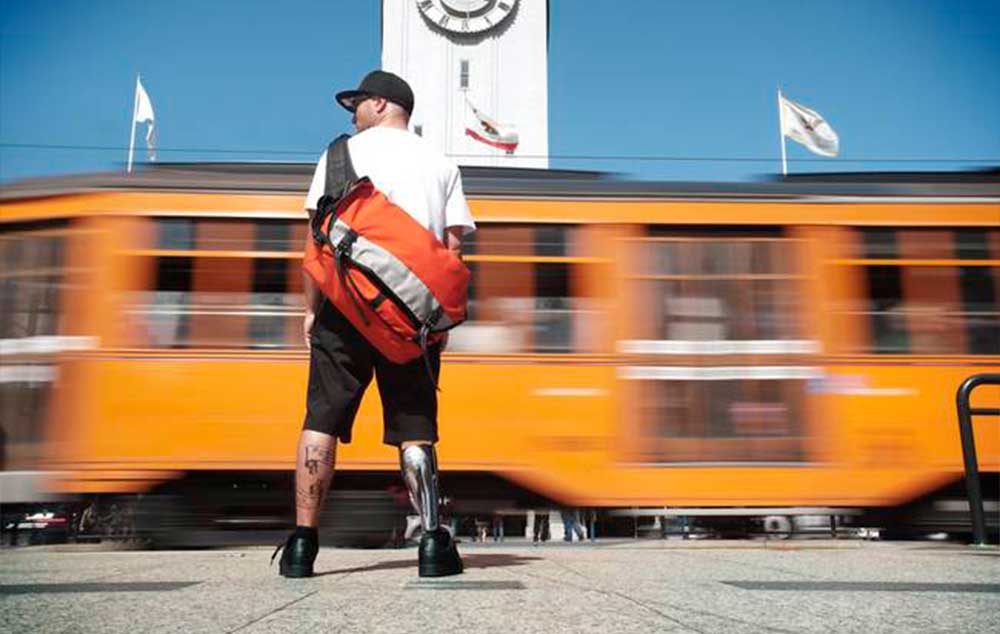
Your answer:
[275,70,475,578]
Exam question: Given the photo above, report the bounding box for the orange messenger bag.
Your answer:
[302,137,471,373]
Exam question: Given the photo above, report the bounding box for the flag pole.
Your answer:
[778,88,788,177]
[127,74,140,175]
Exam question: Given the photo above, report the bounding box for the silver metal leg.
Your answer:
[399,444,440,532]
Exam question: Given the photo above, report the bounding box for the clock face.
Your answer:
[415,0,517,35]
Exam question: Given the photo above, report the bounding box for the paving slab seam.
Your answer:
[222,590,319,634]
[542,553,598,582]
[639,599,805,634]
[511,561,714,634]
[603,587,809,634]
[518,553,805,634]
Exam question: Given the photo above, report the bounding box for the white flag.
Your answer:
[134,77,156,160]
[780,95,838,157]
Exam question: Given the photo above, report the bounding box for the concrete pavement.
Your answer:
[2,539,998,633]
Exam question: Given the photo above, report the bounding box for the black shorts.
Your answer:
[302,300,440,446]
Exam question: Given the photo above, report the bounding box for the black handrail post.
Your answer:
[956,374,1000,548]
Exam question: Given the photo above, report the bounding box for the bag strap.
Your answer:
[311,134,357,246]
[324,133,357,200]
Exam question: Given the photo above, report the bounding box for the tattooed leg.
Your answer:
[295,430,337,527]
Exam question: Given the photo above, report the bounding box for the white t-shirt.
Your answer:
[305,127,476,240]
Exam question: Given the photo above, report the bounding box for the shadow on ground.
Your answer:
[314,553,542,577]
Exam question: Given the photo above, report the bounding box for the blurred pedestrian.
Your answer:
[491,513,505,542]
[532,510,550,544]
[561,508,585,542]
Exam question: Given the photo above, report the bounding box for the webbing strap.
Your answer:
[418,307,444,391]
[334,229,370,326]
[312,134,356,246]
[324,134,355,200]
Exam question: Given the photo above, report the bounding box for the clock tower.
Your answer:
[381,0,549,168]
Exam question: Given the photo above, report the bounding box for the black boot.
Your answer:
[272,527,318,578]
[418,528,463,577]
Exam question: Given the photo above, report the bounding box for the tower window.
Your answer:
[460,60,469,90]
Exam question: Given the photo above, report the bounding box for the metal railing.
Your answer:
[956,373,1000,547]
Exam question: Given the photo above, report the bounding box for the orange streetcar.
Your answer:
[2,165,997,541]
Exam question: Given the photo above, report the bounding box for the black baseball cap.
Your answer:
[335,70,414,115]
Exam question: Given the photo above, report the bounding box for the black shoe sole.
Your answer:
[279,563,314,578]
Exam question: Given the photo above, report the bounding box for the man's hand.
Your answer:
[303,310,316,348]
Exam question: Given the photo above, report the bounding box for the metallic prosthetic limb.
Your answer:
[402,443,462,577]
[399,444,440,532]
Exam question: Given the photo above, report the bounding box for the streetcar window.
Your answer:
[0,379,52,469]
[854,228,999,355]
[154,218,301,253]
[254,220,292,252]
[448,223,600,354]
[637,378,807,462]
[955,230,999,353]
[864,265,909,353]
[156,218,195,250]
[632,233,804,342]
[127,218,304,349]
[248,221,295,348]
[461,223,569,256]
[535,225,568,257]
[533,263,573,352]
[959,264,998,353]
[955,229,992,260]
[0,231,65,339]
[860,228,899,259]
[146,256,193,347]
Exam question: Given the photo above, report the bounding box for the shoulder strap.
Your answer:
[324,133,357,200]
[312,134,357,245]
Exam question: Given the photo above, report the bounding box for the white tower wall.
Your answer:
[381,1,548,168]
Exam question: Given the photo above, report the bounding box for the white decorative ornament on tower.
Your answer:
[383,0,547,168]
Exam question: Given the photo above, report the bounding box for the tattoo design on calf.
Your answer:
[296,486,322,509]
[297,444,335,510]
[303,444,335,476]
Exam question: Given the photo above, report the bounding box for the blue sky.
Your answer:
[2,0,998,183]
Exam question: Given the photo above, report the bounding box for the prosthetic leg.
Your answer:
[400,444,463,577]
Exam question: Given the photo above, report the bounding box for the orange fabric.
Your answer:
[303,180,470,363]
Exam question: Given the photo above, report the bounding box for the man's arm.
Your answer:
[446,226,463,260]
[439,226,466,353]
[301,149,328,347]
[303,218,324,347]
